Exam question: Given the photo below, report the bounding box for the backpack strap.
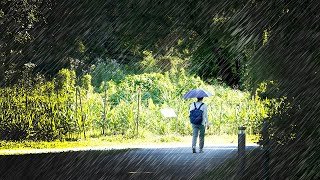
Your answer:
[194,102,204,109]
[193,102,197,109]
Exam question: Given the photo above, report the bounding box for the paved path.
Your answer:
[0,144,257,180]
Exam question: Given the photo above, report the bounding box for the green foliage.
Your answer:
[0,65,272,141]
[81,74,93,93]
[1,0,248,90]
[55,68,76,93]
[76,39,86,53]
[0,69,101,141]
[138,51,187,74]
[98,67,267,137]
[0,0,50,47]
[255,81,293,145]
[90,58,132,89]
[138,51,159,73]
[0,0,317,177]
[188,39,248,88]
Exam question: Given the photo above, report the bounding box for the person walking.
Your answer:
[190,97,209,153]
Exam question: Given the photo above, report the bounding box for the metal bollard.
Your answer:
[238,126,246,179]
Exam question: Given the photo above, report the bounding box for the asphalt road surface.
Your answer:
[0,144,257,180]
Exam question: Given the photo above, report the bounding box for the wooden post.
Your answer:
[219,102,223,135]
[175,116,178,134]
[75,87,78,127]
[78,88,86,140]
[136,88,141,136]
[25,93,28,110]
[102,87,107,135]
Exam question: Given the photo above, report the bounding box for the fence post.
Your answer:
[136,88,141,136]
[238,126,246,179]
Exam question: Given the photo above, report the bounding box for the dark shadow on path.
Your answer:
[0,145,257,180]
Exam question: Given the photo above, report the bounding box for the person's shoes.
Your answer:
[192,148,196,153]
[199,149,204,153]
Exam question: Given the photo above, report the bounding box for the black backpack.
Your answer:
[189,102,204,125]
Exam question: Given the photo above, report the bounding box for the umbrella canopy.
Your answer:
[183,89,213,99]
